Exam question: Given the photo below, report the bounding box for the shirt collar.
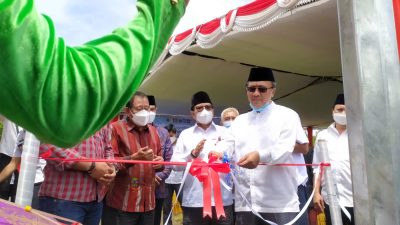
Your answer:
[193,121,217,133]
[250,101,275,115]
[328,123,347,136]
[124,119,149,132]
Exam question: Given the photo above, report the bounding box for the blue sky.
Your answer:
[35,0,137,46]
[34,0,254,46]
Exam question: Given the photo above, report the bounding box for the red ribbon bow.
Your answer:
[189,156,230,219]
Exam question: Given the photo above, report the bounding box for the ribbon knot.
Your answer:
[189,156,230,219]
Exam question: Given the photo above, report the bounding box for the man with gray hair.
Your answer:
[220,107,240,128]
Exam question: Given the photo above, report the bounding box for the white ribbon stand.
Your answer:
[164,161,193,225]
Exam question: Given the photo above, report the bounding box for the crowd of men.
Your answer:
[0,0,357,224]
[0,67,354,225]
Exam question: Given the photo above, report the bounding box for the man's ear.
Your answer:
[191,110,196,120]
[271,88,276,98]
[124,107,130,115]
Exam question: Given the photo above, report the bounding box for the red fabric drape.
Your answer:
[173,0,278,43]
[236,0,276,16]
[175,28,196,42]
[199,18,221,35]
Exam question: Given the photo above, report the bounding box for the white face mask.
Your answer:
[333,113,347,125]
[148,111,156,124]
[131,110,150,127]
[222,120,232,128]
[196,109,213,125]
[170,136,177,143]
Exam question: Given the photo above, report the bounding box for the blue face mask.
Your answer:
[250,102,270,113]
[222,120,232,128]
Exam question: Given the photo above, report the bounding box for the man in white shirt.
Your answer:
[221,67,306,225]
[0,118,20,202]
[293,128,310,225]
[0,126,45,209]
[220,107,239,128]
[312,94,354,225]
[170,91,234,225]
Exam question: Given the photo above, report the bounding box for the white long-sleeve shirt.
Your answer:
[0,119,19,157]
[312,123,353,207]
[13,130,45,184]
[170,122,233,207]
[221,102,301,213]
[294,125,309,186]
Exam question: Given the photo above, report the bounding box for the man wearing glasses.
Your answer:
[219,67,306,225]
[170,91,234,225]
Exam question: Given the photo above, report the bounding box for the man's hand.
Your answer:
[131,146,154,161]
[155,175,162,186]
[98,166,117,186]
[313,192,325,212]
[191,139,206,158]
[237,151,260,169]
[153,156,164,170]
[89,162,114,180]
[293,142,309,154]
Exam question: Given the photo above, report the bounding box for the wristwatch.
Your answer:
[190,150,198,158]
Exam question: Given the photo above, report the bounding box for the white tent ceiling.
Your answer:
[140,0,342,127]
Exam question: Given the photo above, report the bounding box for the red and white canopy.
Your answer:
[141,0,342,127]
[168,0,315,55]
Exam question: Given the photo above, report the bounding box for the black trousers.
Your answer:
[154,198,164,225]
[102,204,155,225]
[182,205,234,225]
[0,171,18,202]
[235,211,297,225]
[325,204,355,225]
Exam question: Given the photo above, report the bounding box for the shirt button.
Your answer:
[171,0,178,5]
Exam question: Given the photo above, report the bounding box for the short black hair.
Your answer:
[165,124,176,133]
[148,95,156,106]
[126,91,147,108]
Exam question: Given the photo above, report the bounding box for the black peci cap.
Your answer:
[248,67,275,82]
[148,95,156,106]
[191,91,212,110]
[333,94,345,106]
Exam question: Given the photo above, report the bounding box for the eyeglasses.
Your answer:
[246,86,274,93]
[194,105,213,112]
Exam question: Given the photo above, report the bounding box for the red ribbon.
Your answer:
[189,156,230,219]
[41,154,330,220]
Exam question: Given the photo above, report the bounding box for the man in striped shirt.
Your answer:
[102,91,163,225]
[38,125,116,225]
